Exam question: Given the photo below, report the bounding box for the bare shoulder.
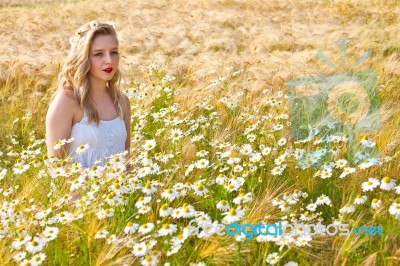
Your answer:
[46,89,77,157]
[120,91,130,104]
[59,89,75,100]
[120,92,131,115]
[52,89,76,104]
[47,89,77,121]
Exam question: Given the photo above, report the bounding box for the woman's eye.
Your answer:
[95,52,118,56]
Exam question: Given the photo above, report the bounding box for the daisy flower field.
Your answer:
[0,0,400,265]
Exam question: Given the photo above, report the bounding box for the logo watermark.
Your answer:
[286,39,382,168]
[188,220,383,241]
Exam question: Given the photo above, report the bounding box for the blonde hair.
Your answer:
[56,20,123,125]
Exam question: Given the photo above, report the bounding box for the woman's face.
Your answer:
[88,34,119,84]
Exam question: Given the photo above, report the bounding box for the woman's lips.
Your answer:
[103,68,113,73]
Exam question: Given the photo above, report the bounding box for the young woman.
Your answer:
[46,20,131,168]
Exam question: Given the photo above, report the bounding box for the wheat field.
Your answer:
[0,0,399,265]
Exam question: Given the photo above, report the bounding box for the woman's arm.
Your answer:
[45,90,76,158]
[121,92,131,156]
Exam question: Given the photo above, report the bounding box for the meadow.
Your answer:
[0,0,399,265]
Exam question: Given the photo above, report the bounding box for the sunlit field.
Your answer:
[1,0,400,265]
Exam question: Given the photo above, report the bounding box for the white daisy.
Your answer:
[138,223,154,235]
[239,144,253,155]
[42,227,58,241]
[339,167,356,178]
[158,223,178,236]
[169,128,183,142]
[334,159,348,168]
[272,198,284,206]
[53,141,63,150]
[196,150,209,157]
[359,159,379,170]
[159,204,173,217]
[223,206,245,224]
[180,204,196,218]
[171,231,189,246]
[141,255,159,266]
[75,144,89,154]
[194,159,209,169]
[216,200,230,211]
[271,165,284,176]
[167,245,182,256]
[249,152,262,163]
[124,222,139,234]
[286,196,298,205]
[371,198,382,209]
[295,235,312,247]
[148,163,160,174]
[171,208,184,219]
[339,204,355,214]
[306,203,317,212]
[142,181,158,195]
[331,135,342,143]
[191,134,204,142]
[354,195,367,205]
[388,202,400,219]
[12,251,26,262]
[161,188,180,201]
[138,205,151,214]
[25,237,46,254]
[262,147,272,156]
[30,253,46,265]
[279,202,290,212]
[192,184,208,196]
[96,208,114,219]
[132,242,148,257]
[12,162,30,175]
[277,138,287,146]
[315,194,331,205]
[380,176,396,191]
[300,212,314,221]
[233,165,243,173]
[135,196,152,209]
[266,252,280,265]
[215,174,228,184]
[229,176,245,188]
[142,139,156,151]
[137,167,151,178]
[227,156,241,165]
[320,168,332,179]
[361,177,380,192]
[361,137,376,148]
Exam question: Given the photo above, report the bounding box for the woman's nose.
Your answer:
[104,53,112,63]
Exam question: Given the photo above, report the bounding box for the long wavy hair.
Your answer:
[55,20,123,125]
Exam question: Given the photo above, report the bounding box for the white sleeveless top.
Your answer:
[68,111,127,168]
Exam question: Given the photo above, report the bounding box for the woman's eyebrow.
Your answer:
[92,47,119,52]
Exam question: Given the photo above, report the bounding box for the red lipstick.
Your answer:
[103,67,113,73]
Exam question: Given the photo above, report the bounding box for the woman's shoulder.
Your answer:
[56,89,76,101]
[47,89,78,118]
[51,89,79,107]
[119,92,131,119]
[119,91,129,103]
[119,92,130,108]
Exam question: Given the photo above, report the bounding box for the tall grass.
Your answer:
[1,0,399,265]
